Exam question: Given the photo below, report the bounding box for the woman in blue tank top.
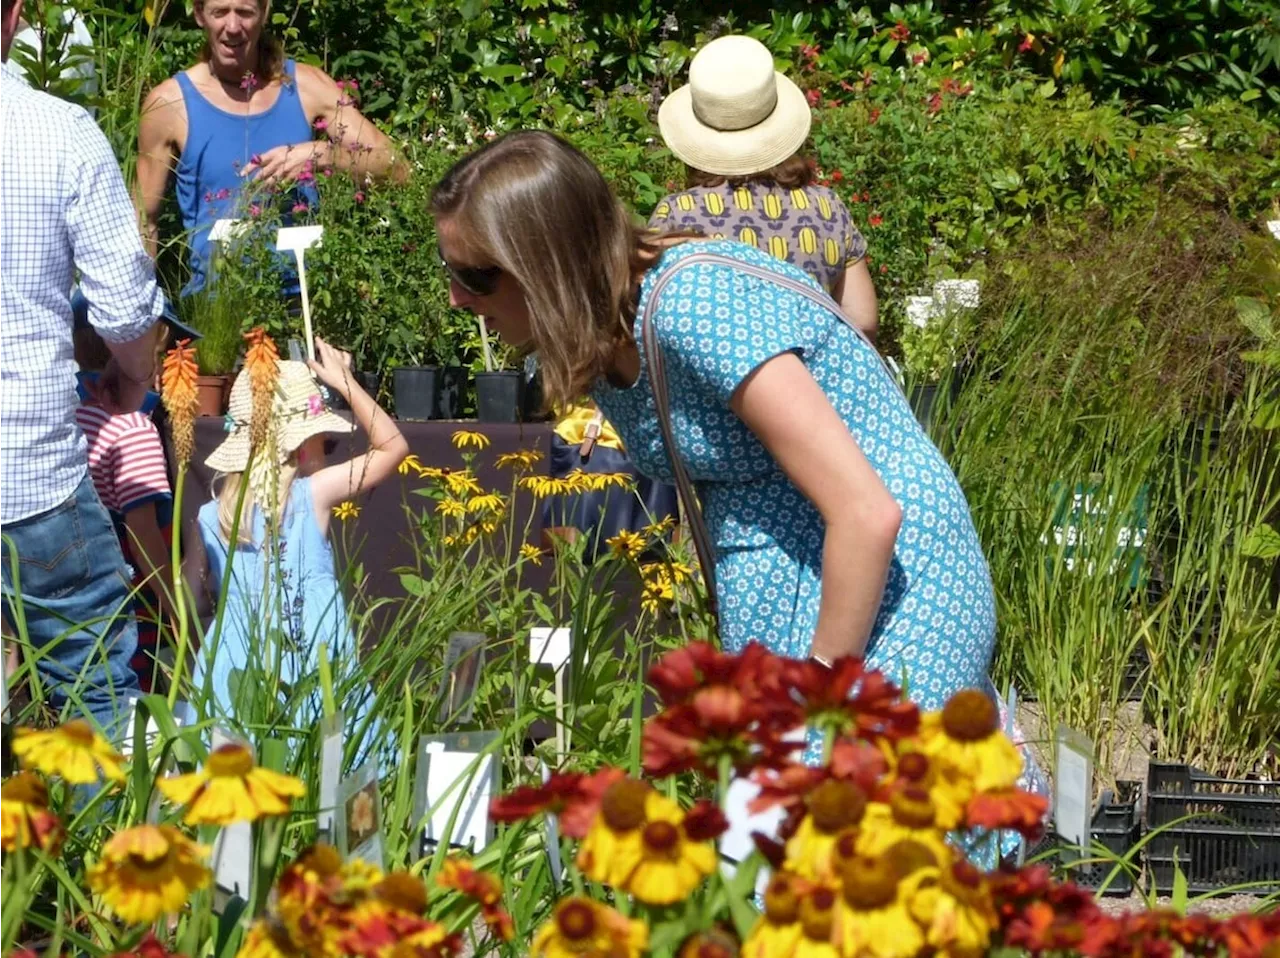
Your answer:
[135,0,405,294]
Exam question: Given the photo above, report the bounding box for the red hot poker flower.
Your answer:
[488,767,624,839]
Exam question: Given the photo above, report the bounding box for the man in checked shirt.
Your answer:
[1,0,168,737]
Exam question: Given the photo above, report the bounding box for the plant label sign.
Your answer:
[438,631,487,725]
[414,731,498,855]
[1054,725,1094,854]
[317,710,344,843]
[336,762,384,870]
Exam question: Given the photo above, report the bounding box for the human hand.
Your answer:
[241,142,330,185]
[91,359,152,415]
[307,337,355,397]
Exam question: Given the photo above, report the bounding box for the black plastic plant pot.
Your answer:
[436,366,467,421]
[393,366,440,422]
[324,371,379,412]
[475,370,523,423]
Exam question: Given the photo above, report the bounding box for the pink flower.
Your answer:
[249,204,262,218]
[805,88,820,107]
[880,264,888,274]
[240,72,258,91]
[307,394,324,417]
[215,188,232,201]
[250,153,263,166]
[322,168,334,177]
[354,191,365,204]
[314,117,329,132]
[292,202,308,214]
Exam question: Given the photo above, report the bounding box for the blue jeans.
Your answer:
[2,472,140,738]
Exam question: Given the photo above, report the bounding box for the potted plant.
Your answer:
[472,319,523,423]
[180,284,242,416]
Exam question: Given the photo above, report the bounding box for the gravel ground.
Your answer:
[1094,891,1269,917]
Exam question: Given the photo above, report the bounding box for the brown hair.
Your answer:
[195,0,285,83]
[685,153,814,190]
[431,131,664,410]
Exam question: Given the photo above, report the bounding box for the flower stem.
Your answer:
[166,464,189,711]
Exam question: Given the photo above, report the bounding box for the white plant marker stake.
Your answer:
[531,627,575,763]
[276,225,324,361]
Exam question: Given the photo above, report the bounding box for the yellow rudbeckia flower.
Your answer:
[918,690,1023,798]
[12,719,126,784]
[87,825,211,925]
[743,874,805,958]
[909,860,998,957]
[577,778,653,886]
[158,742,305,825]
[437,497,468,519]
[618,800,716,906]
[836,850,928,958]
[520,543,543,565]
[398,454,424,476]
[606,531,646,560]
[444,471,484,498]
[467,493,506,514]
[495,449,543,471]
[1,772,62,854]
[855,790,953,863]
[785,779,869,880]
[332,500,361,520]
[532,898,647,958]
[451,430,491,450]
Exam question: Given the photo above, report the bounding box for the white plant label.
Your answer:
[422,749,495,852]
[1054,725,1093,854]
[317,710,344,842]
[906,295,936,329]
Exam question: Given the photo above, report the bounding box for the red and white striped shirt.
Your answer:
[74,402,171,514]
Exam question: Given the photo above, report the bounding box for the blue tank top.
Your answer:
[174,59,320,295]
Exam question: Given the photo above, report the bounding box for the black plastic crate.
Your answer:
[1026,780,1142,895]
[1146,762,1280,896]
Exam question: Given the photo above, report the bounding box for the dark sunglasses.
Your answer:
[439,246,502,297]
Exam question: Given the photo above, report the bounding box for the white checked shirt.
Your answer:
[1,69,164,523]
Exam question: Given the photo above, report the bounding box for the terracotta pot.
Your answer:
[195,375,232,417]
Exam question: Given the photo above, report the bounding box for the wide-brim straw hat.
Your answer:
[205,360,354,473]
[658,34,812,177]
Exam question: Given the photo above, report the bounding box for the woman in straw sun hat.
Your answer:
[650,34,878,340]
[187,337,407,728]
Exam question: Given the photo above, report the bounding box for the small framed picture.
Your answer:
[437,631,487,725]
[336,762,384,869]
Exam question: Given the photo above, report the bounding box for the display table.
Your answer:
[186,419,558,602]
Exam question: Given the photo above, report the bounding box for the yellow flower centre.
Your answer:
[799,887,835,941]
[763,875,799,924]
[376,873,428,914]
[600,780,650,832]
[298,844,343,877]
[889,787,937,829]
[841,854,901,910]
[642,820,680,855]
[2,772,48,806]
[940,690,999,742]
[831,828,861,866]
[126,847,175,875]
[61,720,96,746]
[807,779,867,833]
[896,752,933,784]
[556,901,597,941]
[207,744,255,777]
[678,930,738,958]
[885,840,939,879]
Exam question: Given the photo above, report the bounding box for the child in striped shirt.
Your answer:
[72,298,194,693]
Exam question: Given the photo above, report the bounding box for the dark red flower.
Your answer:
[1018,33,1035,53]
[684,800,729,842]
[965,787,1049,839]
[888,20,910,44]
[438,858,514,942]
[926,92,944,115]
[805,88,821,107]
[830,169,844,183]
[880,264,889,274]
[643,702,798,777]
[488,767,625,838]
[783,657,917,740]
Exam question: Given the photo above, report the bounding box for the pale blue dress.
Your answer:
[196,478,373,733]
[592,241,998,706]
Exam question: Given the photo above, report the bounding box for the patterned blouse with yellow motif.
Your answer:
[647,182,866,293]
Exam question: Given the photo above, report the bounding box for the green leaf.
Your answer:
[1236,296,1274,341]
[1241,88,1262,102]
[879,39,898,64]
[1241,523,1280,560]
[545,55,569,77]
[1172,857,1188,915]
[1037,79,1058,98]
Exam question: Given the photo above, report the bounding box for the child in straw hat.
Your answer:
[189,338,407,728]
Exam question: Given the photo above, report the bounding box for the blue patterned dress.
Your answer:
[591,240,997,709]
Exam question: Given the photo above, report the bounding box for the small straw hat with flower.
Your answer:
[206,360,353,477]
